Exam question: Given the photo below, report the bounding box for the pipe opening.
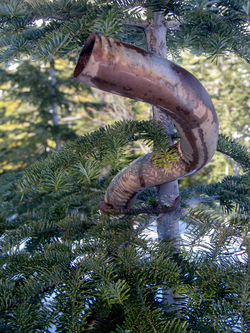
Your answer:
[73,35,96,78]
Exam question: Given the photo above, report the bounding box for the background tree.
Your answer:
[180,53,250,186]
[0,0,249,332]
[0,57,113,171]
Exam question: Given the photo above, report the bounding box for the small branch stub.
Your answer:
[99,196,181,215]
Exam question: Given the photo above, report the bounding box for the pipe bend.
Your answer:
[74,32,219,209]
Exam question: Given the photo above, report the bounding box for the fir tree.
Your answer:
[0,58,108,171]
[0,0,249,332]
[0,123,249,332]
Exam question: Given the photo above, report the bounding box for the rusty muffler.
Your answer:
[74,32,218,210]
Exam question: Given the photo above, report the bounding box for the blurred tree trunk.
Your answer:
[49,58,61,151]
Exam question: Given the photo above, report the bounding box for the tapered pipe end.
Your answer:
[73,32,98,79]
[99,199,115,212]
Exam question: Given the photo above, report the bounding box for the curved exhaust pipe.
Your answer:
[74,32,218,210]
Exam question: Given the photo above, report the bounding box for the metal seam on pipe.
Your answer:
[74,32,219,210]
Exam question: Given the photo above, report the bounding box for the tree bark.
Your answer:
[145,11,185,312]
[49,58,61,151]
[145,12,181,242]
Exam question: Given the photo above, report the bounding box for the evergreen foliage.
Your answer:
[217,134,250,170]
[0,0,249,332]
[0,0,249,62]
[1,118,249,332]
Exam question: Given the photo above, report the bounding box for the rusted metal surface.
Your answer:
[74,32,219,210]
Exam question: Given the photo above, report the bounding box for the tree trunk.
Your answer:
[145,12,181,242]
[145,11,185,312]
[49,58,61,151]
